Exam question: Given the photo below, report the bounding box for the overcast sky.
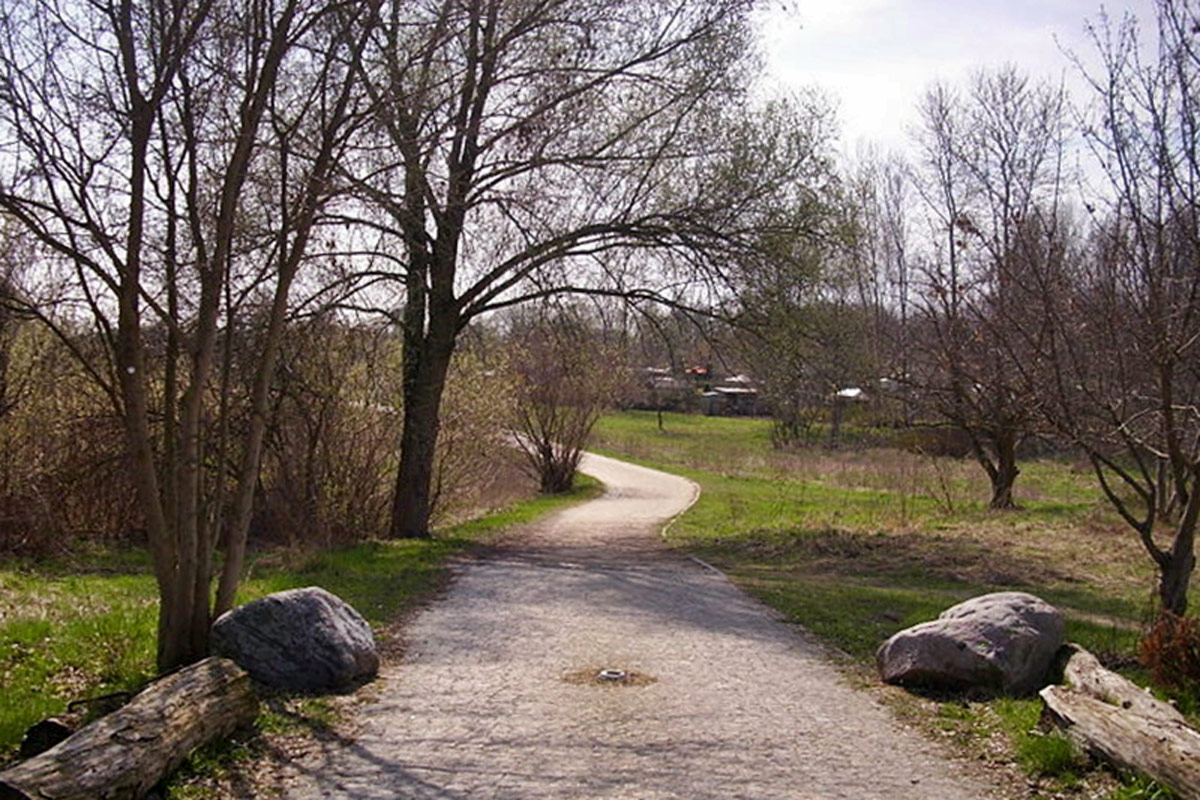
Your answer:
[759,0,1160,156]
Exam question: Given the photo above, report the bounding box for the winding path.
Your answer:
[270,453,996,799]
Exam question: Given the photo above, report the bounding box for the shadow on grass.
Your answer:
[695,526,1080,588]
[690,526,1144,662]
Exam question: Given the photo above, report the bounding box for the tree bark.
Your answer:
[989,434,1020,511]
[973,428,1020,511]
[1160,556,1193,617]
[389,324,457,539]
[0,658,257,800]
[1159,484,1198,615]
[1057,644,1187,726]
[1041,685,1200,800]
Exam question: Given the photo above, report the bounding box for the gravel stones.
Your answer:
[877,591,1065,695]
[210,586,378,692]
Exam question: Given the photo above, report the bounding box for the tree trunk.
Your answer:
[1159,552,1194,617]
[1057,644,1187,726]
[829,399,844,448]
[989,457,1019,510]
[980,429,1020,510]
[1040,645,1200,799]
[389,326,457,540]
[0,658,257,800]
[1159,486,1197,616]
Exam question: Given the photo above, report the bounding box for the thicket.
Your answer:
[0,316,517,558]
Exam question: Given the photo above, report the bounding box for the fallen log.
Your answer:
[1041,686,1200,799]
[0,657,257,800]
[1040,645,1200,800]
[1057,644,1187,726]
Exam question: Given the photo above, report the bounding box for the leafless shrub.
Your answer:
[510,311,625,494]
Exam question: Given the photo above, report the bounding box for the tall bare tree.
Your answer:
[1021,0,1200,614]
[342,0,816,538]
[909,68,1068,509]
[0,0,377,669]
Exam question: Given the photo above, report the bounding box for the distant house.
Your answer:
[685,364,713,391]
[834,387,868,403]
[701,374,761,416]
[643,368,689,394]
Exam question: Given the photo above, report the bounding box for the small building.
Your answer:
[700,385,760,416]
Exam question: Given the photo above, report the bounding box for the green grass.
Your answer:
[0,476,598,764]
[992,697,1085,780]
[595,410,1170,798]
[594,411,1150,663]
[0,565,160,753]
[1106,777,1179,799]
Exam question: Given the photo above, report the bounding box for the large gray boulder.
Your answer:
[210,586,378,692]
[876,591,1065,695]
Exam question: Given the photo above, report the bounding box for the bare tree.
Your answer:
[339,0,819,538]
[1022,0,1200,614]
[908,68,1069,509]
[0,0,377,669]
[696,94,850,448]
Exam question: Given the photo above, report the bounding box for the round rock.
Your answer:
[876,591,1064,695]
[210,586,379,692]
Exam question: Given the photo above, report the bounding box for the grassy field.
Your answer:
[0,479,597,765]
[593,410,1172,798]
[594,411,1153,656]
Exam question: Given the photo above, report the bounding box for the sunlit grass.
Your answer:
[594,410,1153,656]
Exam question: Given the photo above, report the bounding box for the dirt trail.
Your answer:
[268,453,996,799]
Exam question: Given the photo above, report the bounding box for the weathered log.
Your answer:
[0,657,257,800]
[1058,644,1187,726]
[1041,685,1200,800]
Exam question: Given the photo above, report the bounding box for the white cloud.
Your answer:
[758,0,1159,155]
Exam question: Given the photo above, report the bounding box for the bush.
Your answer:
[1140,613,1200,711]
[254,319,519,545]
[254,319,401,548]
[0,325,137,556]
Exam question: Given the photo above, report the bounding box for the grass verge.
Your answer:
[0,476,599,771]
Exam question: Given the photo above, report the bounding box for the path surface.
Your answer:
[270,454,996,799]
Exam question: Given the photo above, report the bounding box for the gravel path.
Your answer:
[270,453,997,799]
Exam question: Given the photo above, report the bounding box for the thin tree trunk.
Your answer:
[213,263,298,617]
[115,80,182,670]
[989,431,1020,510]
[829,399,844,448]
[213,1,374,611]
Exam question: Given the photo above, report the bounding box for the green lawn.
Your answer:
[0,478,597,762]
